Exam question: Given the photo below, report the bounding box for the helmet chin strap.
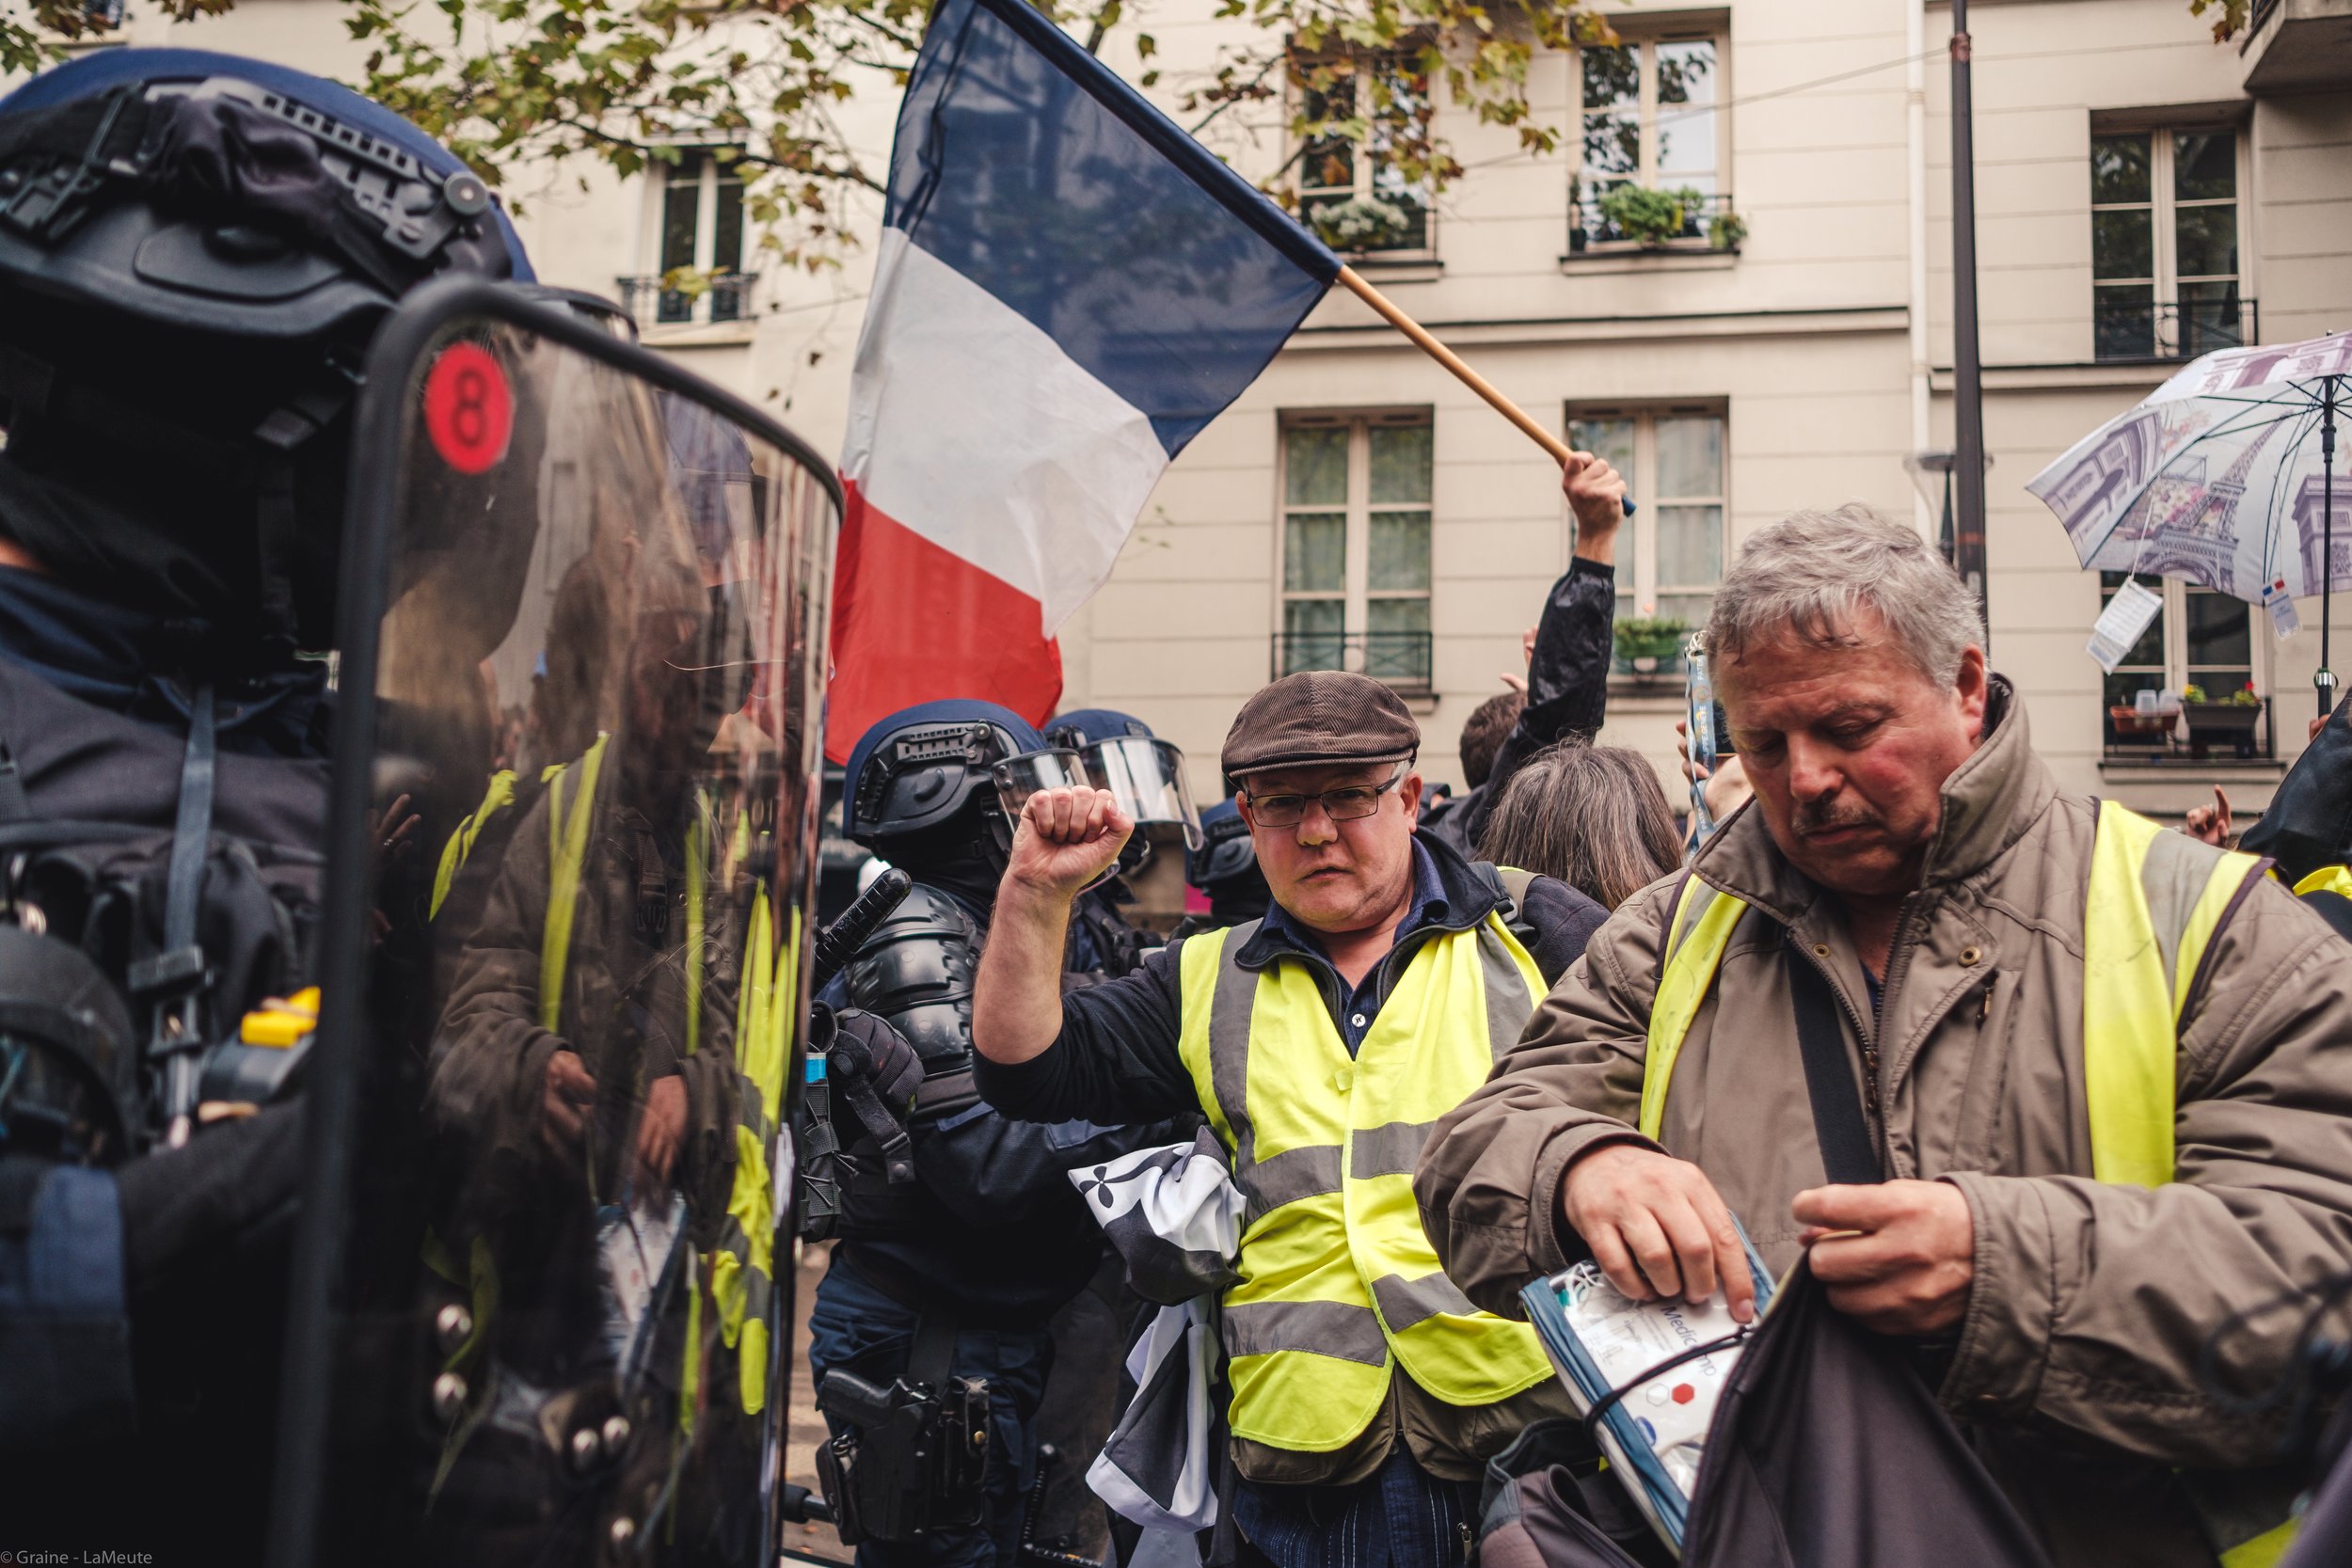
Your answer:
[248,357,358,643]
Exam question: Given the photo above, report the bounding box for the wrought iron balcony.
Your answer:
[613,272,760,329]
[2093,296,2259,363]
[1568,188,1740,255]
[1270,630,1433,693]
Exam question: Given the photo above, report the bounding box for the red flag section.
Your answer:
[825,483,1063,763]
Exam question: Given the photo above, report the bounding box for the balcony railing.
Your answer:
[2093,296,2259,363]
[613,272,760,330]
[1271,630,1433,693]
[1568,189,1738,255]
[2103,697,2277,765]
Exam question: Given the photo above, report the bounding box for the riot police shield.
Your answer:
[271,280,837,1568]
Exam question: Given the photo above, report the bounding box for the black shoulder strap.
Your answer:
[908,1306,959,1393]
[1785,930,1880,1185]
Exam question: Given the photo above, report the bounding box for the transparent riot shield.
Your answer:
[272,280,837,1568]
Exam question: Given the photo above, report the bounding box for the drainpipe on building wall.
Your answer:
[1907,0,1931,539]
[1949,0,1991,643]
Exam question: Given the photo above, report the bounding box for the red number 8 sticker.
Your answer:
[423,341,514,475]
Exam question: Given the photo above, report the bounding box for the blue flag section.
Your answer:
[883,0,1343,455]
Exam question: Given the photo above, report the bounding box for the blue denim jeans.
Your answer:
[806,1257,1056,1568]
[1231,1448,1481,1568]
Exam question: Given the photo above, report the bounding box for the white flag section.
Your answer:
[842,230,1168,630]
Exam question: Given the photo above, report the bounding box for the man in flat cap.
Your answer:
[972,668,1608,1568]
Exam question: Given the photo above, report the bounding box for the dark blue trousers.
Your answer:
[1231,1448,1481,1568]
[806,1257,1056,1568]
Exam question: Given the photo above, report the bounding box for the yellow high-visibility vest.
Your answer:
[1176,912,1556,1453]
[2292,863,2352,900]
[1637,800,2280,1566]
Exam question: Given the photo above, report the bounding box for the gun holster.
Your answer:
[814,1310,989,1545]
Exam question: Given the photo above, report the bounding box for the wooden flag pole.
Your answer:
[1336,264,1574,467]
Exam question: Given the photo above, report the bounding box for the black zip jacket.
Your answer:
[1423,556,1615,858]
[975,831,1605,1128]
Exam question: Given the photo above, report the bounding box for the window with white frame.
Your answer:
[2090,127,2244,361]
[1572,29,1724,250]
[1566,405,1726,632]
[2097,573,2265,751]
[651,150,749,325]
[1295,54,1433,255]
[1278,413,1434,689]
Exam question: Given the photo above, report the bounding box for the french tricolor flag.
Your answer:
[827,0,1342,760]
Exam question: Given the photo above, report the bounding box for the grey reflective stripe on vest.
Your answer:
[2138,827,2233,990]
[1211,921,1346,1224]
[1222,1298,1390,1366]
[1350,1120,1434,1180]
[1370,1270,1482,1333]
[1208,919,1336,1227]
[1477,922,1537,1063]
[1244,1145,1344,1226]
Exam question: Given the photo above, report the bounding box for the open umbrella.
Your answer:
[2027,332,2352,717]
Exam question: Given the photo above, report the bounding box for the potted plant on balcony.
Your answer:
[1613,616,1689,677]
[1597,183,1706,248]
[2180,683,2265,759]
[1309,196,1416,253]
[1707,210,1747,252]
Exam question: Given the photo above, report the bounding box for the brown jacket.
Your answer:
[1416,683,2352,1568]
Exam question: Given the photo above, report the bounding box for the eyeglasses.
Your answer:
[1242,764,1406,829]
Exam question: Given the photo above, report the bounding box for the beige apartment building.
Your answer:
[1052,0,2352,822]
[19,0,2352,824]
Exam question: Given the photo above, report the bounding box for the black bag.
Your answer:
[1478,1264,2055,1568]
[1477,935,2052,1568]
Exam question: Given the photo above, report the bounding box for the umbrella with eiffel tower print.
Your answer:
[2028,332,2352,718]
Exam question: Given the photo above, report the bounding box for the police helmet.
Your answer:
[0,50,532,647]
[1187,797,1258,891]
[844,699,1047,849]
[1043,708,1155,749]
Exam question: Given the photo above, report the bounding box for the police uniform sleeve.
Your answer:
[972,940,1194,1127]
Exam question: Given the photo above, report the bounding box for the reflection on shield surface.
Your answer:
[284,287,837,1567]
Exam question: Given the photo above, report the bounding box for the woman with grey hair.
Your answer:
[1477,741,1684,910]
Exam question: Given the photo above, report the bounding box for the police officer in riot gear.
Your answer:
[0,48,531,1544]
[1174,796,1272,934]
[808,700,1184,1568]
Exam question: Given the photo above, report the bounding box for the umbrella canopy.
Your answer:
[2029,334,2352,605]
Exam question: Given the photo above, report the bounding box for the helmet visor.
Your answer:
[1085,737,1203,852]
[991,747,1093,824]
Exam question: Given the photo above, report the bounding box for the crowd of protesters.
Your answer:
[935,453,2352,1568]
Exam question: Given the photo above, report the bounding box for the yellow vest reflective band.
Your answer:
[1640,800,2260,1179]
[539,735,610,1031]
[431,769,517,919]
[710,881,801,1416]
[1176,914,1555,1453]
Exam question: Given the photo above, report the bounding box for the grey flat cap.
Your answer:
[1220,671,1421,779]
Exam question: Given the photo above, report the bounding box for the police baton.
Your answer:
[811,867,913,994]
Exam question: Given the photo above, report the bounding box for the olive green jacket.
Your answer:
[1416,684,2352,1568]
